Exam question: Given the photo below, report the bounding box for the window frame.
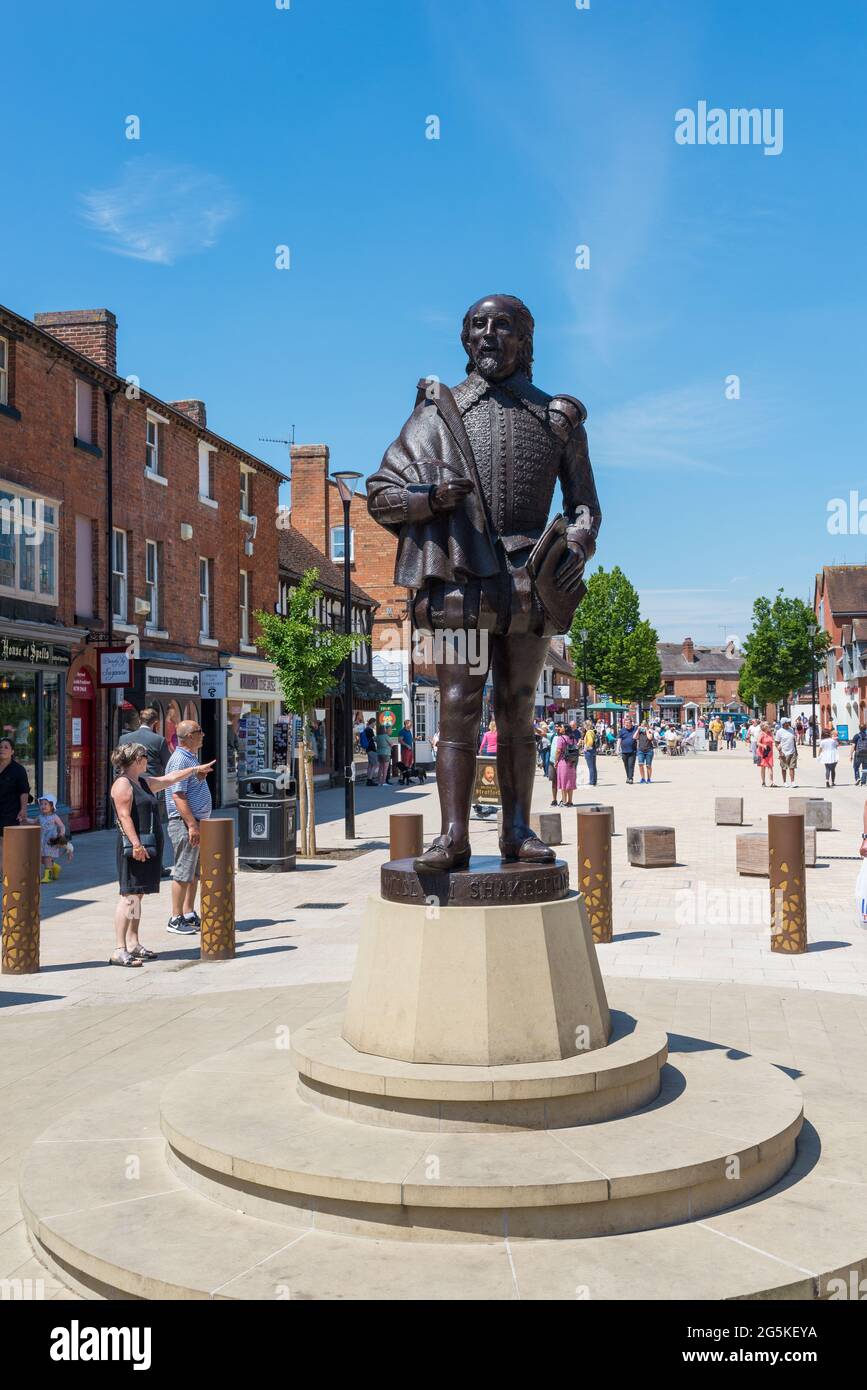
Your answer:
[0,479,60,605]
[0,335,8,406]
[330,525,355,564]
[239,569,249,644]
[199,556,212,639]
[145,417,160,475]
[111,527,128,623]
[145,538,161,631]
[74,378,94,446]
[239,467,253,519]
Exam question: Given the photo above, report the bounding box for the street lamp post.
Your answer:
[332,470,363,840]
[579,628,589,723]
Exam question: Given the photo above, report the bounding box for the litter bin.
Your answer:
[238,769,297,871]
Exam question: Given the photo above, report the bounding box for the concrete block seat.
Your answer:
[737,830,817,875]
[627,826,677,867]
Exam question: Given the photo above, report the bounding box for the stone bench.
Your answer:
[737,829,816,876]
[788,797,832,831]
[715,797,743,826]
[496,811,562,846]
[627,825,676,868]
[575,804,615,836]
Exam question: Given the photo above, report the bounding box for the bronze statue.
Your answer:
[368,295,601,871]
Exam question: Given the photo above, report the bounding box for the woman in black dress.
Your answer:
[110,742,216,967]
[0,737,31,873]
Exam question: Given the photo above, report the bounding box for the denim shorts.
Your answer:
[636,748,654,766]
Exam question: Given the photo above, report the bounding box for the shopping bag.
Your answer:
[856,860,867,928]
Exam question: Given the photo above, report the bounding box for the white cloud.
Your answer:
[591,381,777,474]
[81,158,238,265]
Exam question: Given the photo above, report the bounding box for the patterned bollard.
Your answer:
[390,813,424,862]
[768,813,807,954]
[199,818,235,961]
[2,825,41,974]
[577,808,613,944]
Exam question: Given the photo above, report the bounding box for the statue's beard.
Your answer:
[473,350,509,380]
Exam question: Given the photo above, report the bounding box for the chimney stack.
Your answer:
[290,444,331,555]
[682,637,695,663]
[170,399,207,429]
[34,309,117,374]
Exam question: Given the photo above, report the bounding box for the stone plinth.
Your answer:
[496,811,563,845]
[627,826,677,868]
[715,797,743,826]
[788,797,832,831]
[342,890,611,1066]
[380,856,569,907]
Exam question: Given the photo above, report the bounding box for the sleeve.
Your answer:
[554,400,602,560]
[17,763,31,798]
[158,738,171,773]
[366,407,440,533]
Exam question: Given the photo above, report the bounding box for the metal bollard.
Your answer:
[199,818,236,961]
[577,808,613,945]
[2,825,41,974]
[390,812,424,862]
[768,813,807,954]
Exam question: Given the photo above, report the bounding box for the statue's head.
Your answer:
[461,294,534,381]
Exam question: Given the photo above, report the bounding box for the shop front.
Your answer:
[223,657,281,806]
[67,659,97,831]
[117,657,218,802]
[0,626,79,809]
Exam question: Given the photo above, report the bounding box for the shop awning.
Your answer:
[587,700,630,712]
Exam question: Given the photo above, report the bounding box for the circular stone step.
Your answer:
[158,1044,803,1241]
[291,1010,668,1129]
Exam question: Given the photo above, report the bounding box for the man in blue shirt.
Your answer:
[165,720,213,934]
[618,716,639,784]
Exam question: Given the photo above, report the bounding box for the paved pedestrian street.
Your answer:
[2,743,867,1300]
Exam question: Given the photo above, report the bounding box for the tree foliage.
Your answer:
[254,568,368,855]
[570,566,661,705]
[738,590,830,710]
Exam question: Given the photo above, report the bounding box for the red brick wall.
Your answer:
[34,309,117,374]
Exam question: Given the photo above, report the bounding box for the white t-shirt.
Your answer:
[776,727,797,757]
[748,724,761,748]
[819,736,838,765]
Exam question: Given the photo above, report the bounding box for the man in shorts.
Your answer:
[774,717,798,786]
[164,720,212,934]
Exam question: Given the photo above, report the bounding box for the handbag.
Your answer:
[121,832,158,859]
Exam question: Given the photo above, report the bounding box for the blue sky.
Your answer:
[5,0,867,642]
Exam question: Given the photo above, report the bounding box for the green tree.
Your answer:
[570,566,661,711]
[738,590,830,714]
[255,568,368,856]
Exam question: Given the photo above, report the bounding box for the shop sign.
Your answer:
[0,633,69,667]
[146,666,200,696]
[201,669,228,700]
[97,647,132,687]
[472,756,501,806]
[71,668,95,698]
[554,684,571,698]
[240,673,276,693]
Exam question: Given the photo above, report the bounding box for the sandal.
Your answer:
[110,949,142,968]
[128,945,158,960]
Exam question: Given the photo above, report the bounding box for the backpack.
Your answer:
[563,738,582,764]
[361,727,374,752]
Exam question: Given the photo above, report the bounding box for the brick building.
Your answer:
[288,443,443,756]
[0,302,284,827]
[653,637,745,722]
[813,565,867,736]
[276,525,390,782]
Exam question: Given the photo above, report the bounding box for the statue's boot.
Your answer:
[414,740,474,872]
[497,734,556,863]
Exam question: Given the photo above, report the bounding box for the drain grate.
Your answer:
[297,902,348,910]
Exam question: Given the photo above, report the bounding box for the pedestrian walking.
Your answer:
[636,723,655,783]
[549,724,565,805]
[819,728,839,787]
[165,720,214,936]
[479,719,497,755]
[709,714,723,750]
[537,721,551,777]
[109,742,215,966]
[757,721,775,787]
[748,719,762,765]
[724,717,736,750]
[360,718,378,784]
[37,793,73,883]
[555,726,579,807]
[851,725,867,786]
[618,716,638,784]
[376,727,392,785]
[774,717,798,786]
[0,736,30,873]
[399,720,415,775]
[583,720,598,786]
